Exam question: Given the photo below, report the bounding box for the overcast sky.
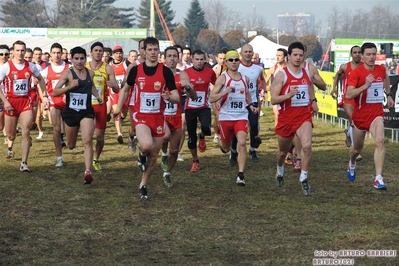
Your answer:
[115,0,399,29]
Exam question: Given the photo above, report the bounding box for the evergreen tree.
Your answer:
[184,0,208,48]
[137,0,177,40]
[0,0,47,27]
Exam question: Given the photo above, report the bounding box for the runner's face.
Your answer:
[102,52,110,63]
[13,44,26,61]
[51,48,62,64]
[72,53,87,69]
[91,46,104,61]
[351,47,361,64]
[145,44,159,64]
[241,46,253,62]
[113,51,123,61]
[217,53,225,65]
[192,54,205,69]
[362,48,376,67]
[24,52,33,62]
[128,52,138,63]
[182,50,191,62]
[0,52,9,64]
[288,48,304,67]
[276,51,285,63]
[165,50,178,69]
[33,50,42,63]
[139,42,145,60]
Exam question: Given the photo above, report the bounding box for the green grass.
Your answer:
[1,108,398,265]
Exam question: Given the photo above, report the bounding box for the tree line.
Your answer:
[2,0,396,61]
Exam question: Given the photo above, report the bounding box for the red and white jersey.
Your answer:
[217,72,249,121]
[134,63,166,115]
[184,67,216,110]
[277,67,313,124]
[164,69,182,117]
[41,62,69,104]
[110,59,128,90]
[0,60,38,98]
[238,62,263,103]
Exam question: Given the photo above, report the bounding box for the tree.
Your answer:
[172,25,189,47]
[0,0,135,28]
[137,0,177,40]
[278,34,297,47]
[0,0,47,27]
[299,35,323,62]
[202,0,241,35]
[195,29,224,54]
[184,0,208,48]
[223,30,245,49]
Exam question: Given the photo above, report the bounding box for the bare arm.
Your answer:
[209,74,229,103]
[331,64,346,97]
[53,70,74,97]
[180,71,197,100]
[309,64,326,91]
[270,71,297,105]
[384,73,394,108]
[106,65,119,93]
[346,74,373,100]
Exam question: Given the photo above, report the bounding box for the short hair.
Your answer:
[0,44,10,51]
[50,43,63,51]
[221,47,229,54]
[90,41,103,51]
[12,40,26,49]
[183,47,192,54]
[288,42,305,55]
[129,49,138,55]
[70,46,87,58]
[173,44,183,52]
[350,45,361,54]
[217,49,226,56]
[192,49,205,57]
[104,47,112,55]
[164,46,178,57]
[143,37,159,50]
[277,48,287,57]
[138,39,145,48]
[33,47,42,53]
[361,43,376,54]
[25,48,33,54]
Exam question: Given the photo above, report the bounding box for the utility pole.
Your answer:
[148,0,155,37]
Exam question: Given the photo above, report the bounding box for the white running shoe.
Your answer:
[55,158,64,167]
[36,132,44,139]
[177,153,184,162]
[20,162,30,172]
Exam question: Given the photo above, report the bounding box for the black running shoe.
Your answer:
[229,150,238,166]
[301,179,311,196]
[139,185,149,199]
[236,172,245,186]
[250,150,259,163]
[61,140,66,148]
[276,173,284,187]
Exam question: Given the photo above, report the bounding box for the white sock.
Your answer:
[300,170,308,182]
[57,156,63,161]
[277,164,284,176]
[349,161,356,169]
[162,151,169,156]
[349,126,354,145]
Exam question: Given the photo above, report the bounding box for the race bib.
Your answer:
[13,79,29,96]
[366,82,384,103]
[140,92,160,113]
[291,85,309,107]
[115,75,124,88]
[227,95,246,115]
[164,100,177,115]
[69,93,87,111]
[188,91,205,108]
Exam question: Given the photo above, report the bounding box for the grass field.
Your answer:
[1,107,398,265]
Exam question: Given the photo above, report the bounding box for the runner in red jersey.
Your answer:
[160,46,197,187]
[346,42,393,190]
[114,37,179,200]
[40,43,70,167]
[184,50,217,172]
[332,45,362,149]
[0,40,48,172]
[271,41,318,196]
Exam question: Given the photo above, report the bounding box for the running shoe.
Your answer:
[301,179,311,196]
[117,133,124,144]
[236,173,245,186]
[346,163,356,182]
[373,178,387,190]
[163,172,173,188]
[6,149,14,159]
[213,135,220,144]
[344,129,351,147]
[293,159,301,171]
[55,158,64,167]
[275,173,284,187]
[253,136,262,148]
[198,133,206,153]
[138,151,147,173]
[356,154,362,162]
[161,155,169,172]
[229,150,238,166]
[139,185,149,199]
[36,132,44,139]
[84,170,93,184]
[177,153,184,162]
[190,161,199,172]
[250,150,259,163]
[284,155,293,165]
[128,136,138,154]
[61,140,66,149]
[20,162,30,172]
[92,160,102,171]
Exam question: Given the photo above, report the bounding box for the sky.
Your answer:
[115,0,399,29]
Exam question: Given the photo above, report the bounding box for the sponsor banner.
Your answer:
[47,28,147,39]
[315,71,337,117]
[0,28,47,37]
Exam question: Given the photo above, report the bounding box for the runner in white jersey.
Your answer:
[210,50,258,186]
[229,44,267,166]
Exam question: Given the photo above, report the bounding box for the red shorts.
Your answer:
[275,118,313,139]
[353,116,383,132]
[50,95,66,110]
[129,106,136,125]
[4,97,32,117]
[133,112,165,137]
[110,89,128,109]
[342,94,355,106]
[219,120,248,143]
[93,104,107,130]
[165,115,182,131]
[30,89,39,107]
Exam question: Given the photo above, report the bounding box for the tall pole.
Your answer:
[148,0,155,37]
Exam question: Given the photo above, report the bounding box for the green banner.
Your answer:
[47,28,147,39]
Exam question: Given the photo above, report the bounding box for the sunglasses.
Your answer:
[227,58,239,62]
[0,53,9,56]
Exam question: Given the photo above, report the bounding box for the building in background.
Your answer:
[277,12,315,36]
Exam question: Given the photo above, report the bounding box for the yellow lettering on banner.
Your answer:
[315,71,338,117]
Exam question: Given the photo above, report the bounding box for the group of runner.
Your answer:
[0,37,391,198]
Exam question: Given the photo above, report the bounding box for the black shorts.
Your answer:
[62,110,94,127]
